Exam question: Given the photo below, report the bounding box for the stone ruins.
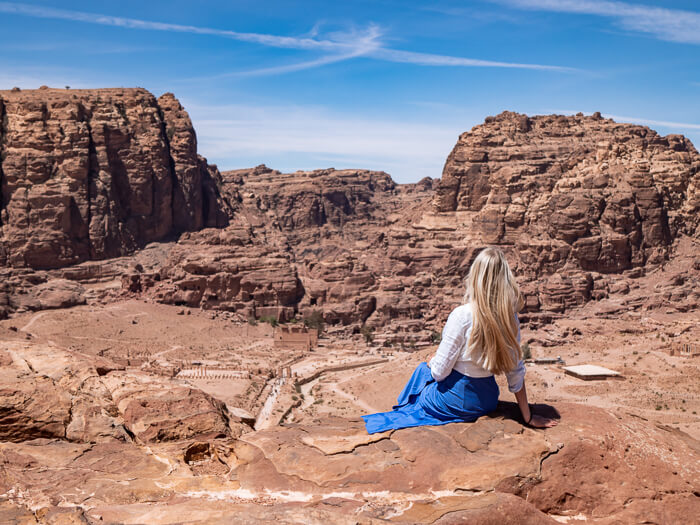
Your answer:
[273,325,319,351]
[669,342,700,358]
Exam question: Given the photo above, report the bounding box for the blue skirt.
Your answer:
[361,362,499,434]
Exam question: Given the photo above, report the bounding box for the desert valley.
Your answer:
[0,87,698,524]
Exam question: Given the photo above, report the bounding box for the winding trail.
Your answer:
[20,312,48,333]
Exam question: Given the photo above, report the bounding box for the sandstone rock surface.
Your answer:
[0,98,699,522]
[0,342,243,444]
[0,341,697,525]
[129,113,699,337]
[0,88,227,270]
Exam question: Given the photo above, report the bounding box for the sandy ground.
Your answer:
[2,298,698,440]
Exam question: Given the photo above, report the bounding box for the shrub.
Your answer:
[430,330,442,344]
[360,324,374,344]
[521,342,532,360]
[304,310,325,333]
[259,315,278,327]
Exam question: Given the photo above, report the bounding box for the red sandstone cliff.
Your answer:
[0,87,229,270]
[1,91,698,338]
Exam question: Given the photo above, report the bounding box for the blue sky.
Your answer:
[1,1,698,182]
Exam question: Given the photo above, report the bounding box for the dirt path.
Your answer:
[254,378,285,431]
[329,384,377,413]
[20,311,49,333]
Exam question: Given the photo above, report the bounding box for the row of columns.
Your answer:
[180,367,251,379]
[275,366,295,378]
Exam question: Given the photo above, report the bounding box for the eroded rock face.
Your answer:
[0,88,228,270]
[436,111,699,271]
[125,166,401,321]
[142,117,698,335]
[2,100,699,336]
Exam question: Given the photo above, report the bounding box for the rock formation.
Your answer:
[1,90,698,340]
[0,92,698,523]
[0,87,229,270]
[0,342,247,444]
[132,112,699,338]
[437,111,699,263]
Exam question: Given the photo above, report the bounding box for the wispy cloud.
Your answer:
[183,100,466,181]
[0,2,340,51]
[2,41,161,54]
[373,48,576,71]
[603,114,700,131]
[552,109,700,131]
[0,1,576,74]
[191,25,384,79]
[230,52,367,78]
[500,0,700,45]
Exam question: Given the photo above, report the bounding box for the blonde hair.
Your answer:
[463,247,524,375]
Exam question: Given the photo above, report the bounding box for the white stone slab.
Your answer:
[564,364,620,380]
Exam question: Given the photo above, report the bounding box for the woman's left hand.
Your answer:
[529,414,558,428]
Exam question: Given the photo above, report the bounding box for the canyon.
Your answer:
[0,87,698,524]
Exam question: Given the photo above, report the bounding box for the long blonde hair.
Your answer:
[463,247,523,374]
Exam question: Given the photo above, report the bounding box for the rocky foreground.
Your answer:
[1,339,698,524]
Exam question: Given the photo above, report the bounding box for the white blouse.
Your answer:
[427,303,526,393]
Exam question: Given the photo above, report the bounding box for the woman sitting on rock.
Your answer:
[362,247,558,433]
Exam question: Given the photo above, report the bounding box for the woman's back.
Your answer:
[428,303,526,393]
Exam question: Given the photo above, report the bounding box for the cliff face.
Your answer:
[1,95,698,334]
[126,166,404,322]
[436,111,700,273]
[139,110,699,338]
[0,87,228,270]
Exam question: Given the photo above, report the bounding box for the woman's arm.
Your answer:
[428,308,466,382]
[510,315,558,428]
[513,383,558,428]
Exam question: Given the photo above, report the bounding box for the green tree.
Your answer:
[360,324,374,344]
[304,310,325,333]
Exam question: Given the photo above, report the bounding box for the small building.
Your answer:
[273,325,319,351]
[669,342,699,358]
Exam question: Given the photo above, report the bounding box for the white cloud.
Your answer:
[501,0,700,44]
[373,47,576,71]
[551,109,700,131]
[0,2,575,74]
[190,26,384,79]
[602,114,700,131]
[183,100,467,182]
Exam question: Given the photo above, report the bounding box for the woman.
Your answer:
[362,247,558,434]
